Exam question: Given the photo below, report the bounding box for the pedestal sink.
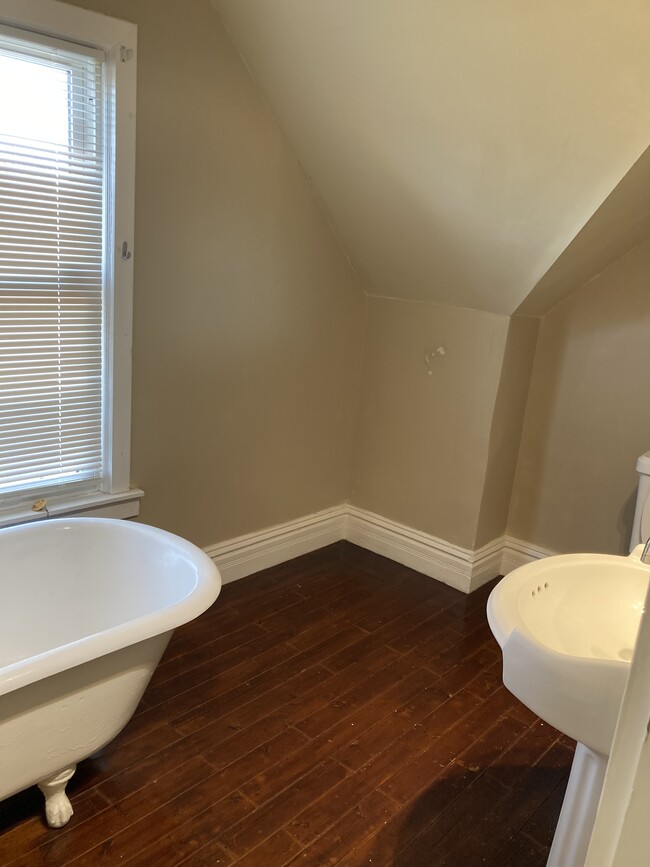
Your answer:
[487,546,650,867]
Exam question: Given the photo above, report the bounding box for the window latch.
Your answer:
[121,241,132,260]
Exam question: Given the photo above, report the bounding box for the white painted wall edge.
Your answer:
[584,572,650,867]
[205,504,554,591]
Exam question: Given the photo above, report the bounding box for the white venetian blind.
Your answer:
[0,27,106,500]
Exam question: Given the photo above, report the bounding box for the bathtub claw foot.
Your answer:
[37,765,76,828]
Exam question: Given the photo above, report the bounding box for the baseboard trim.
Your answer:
[204,504,554,592]
[204,506,347,584]
[501,535,556,574]
[345,506,504,593]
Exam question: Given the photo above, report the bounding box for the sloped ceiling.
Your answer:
[212,0,650,315]
[517,145,650,315]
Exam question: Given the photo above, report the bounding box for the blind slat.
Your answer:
[0,407,101,426]
[0,29,105,498]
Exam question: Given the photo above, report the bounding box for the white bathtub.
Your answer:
[0,517,221,827]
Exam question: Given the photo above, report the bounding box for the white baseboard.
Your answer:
[345,506,505,593]
[204,504,554,592]
[501,535,556,574]
[204,506,347,584]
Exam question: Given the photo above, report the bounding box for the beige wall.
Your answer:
[508,236,650,554]
[350,298,509,549]
[57,0,650,563]
[64,0,366,546]
[475,315,540,548]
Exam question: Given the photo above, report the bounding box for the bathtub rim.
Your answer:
[0,517,221,698]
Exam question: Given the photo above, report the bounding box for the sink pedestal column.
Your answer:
[548,742,607,867]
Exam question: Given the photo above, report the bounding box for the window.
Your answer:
[0,1,139,525]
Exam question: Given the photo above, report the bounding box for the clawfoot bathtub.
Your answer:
[0,518,221,827]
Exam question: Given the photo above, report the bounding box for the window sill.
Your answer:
[0,488,144,530]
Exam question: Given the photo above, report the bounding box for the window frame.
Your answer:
[0,0,141,527]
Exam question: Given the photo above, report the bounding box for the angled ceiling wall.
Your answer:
[213,0,650,315]
[518,145,650,315]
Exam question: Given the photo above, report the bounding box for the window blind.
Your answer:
[0,28,106,500]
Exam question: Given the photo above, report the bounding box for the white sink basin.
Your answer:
[487,546,650,867]
[488,548,649,755]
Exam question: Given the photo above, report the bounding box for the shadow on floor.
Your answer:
[375,759,570,867]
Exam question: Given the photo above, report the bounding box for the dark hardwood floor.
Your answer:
[0,542,573,865]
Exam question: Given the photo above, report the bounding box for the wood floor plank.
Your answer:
[219,761,348,857]
[386,605,459,653]
[173,662,331,738]
[281,635,399,723]
[436,641,500,695]
[198,713,290,771]
[491,831,550,867]
[256,587,370,634]
[82,790,254,867]
[395,772,508,866]
[159,606,256,662]
[66,722,183,799]
[225,829,302,866]
[380,687,526,804]
[0,789,110,866]
[97,734,219,805]
[146,621,367,715]
[518,776,570,849]
[464,667,502,700]
[336,771,500,867]
[286,720,440,847]
[9,757,215,867]
[150,623,267,687]
[434,742,571,867]
[485,717,562,790]
[285,790,398,866]
[0,543,573,867]
[237,667,436,810]
[333,682,467,772]
[292,654,426,738]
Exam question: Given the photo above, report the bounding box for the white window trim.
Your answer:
[0,0,141,524]
[0,487,144,529]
